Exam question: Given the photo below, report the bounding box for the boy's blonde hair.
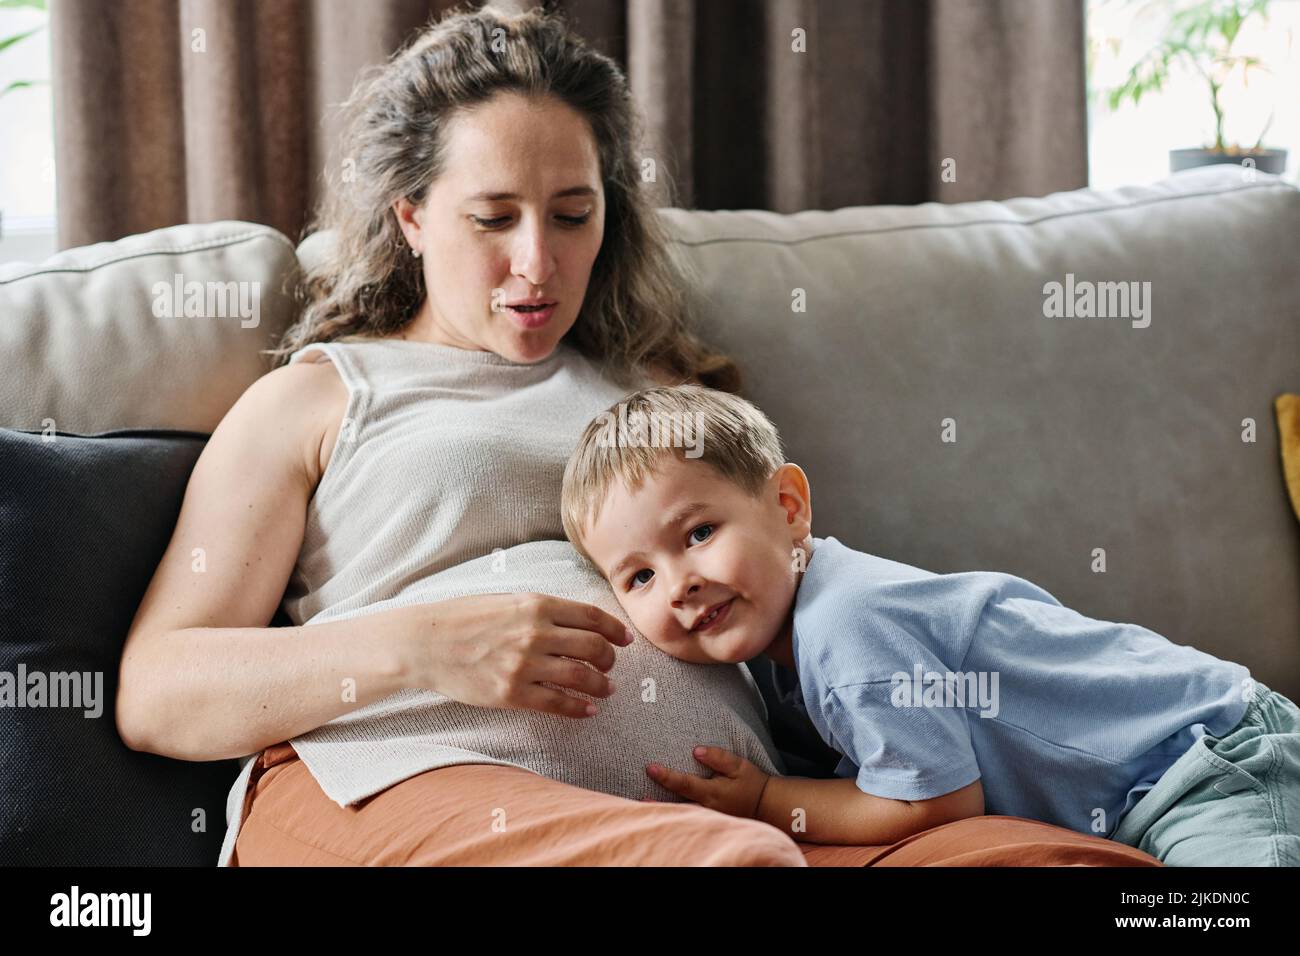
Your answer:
[561,384,786,563]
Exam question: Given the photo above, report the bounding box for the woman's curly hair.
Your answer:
[266,2,740,393]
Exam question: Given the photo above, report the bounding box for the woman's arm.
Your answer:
[755,776,985,846]
[115,360,417,761]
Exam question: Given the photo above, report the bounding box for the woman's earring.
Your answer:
[412,247,422,258]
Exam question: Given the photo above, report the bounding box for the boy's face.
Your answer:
[581,456,812,664]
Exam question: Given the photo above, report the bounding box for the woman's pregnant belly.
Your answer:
[287,541,784,806]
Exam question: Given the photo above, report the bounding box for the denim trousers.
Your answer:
[1112,679,1300,866]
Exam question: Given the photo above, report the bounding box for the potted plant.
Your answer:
[1105,0,1288,175]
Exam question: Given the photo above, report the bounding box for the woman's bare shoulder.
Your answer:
[251,353,347,407]
[240,356,350,486]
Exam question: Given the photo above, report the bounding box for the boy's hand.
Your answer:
[646,746,771,819]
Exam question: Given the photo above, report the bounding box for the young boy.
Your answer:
[559,384,1300,865]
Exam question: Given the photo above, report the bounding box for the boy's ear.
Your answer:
[774,463,812,539]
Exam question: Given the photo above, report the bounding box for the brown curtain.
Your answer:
[51,0,1087,250]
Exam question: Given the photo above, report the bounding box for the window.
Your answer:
[1086,0,1299,188]
[0,0,57,262]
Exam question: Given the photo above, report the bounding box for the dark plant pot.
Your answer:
[1169,148,1288,175]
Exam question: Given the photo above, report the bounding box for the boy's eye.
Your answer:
[624,522,717,590]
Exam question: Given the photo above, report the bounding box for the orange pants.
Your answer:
[230,743,1162,867]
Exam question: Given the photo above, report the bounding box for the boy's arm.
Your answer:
[756,774,984,846]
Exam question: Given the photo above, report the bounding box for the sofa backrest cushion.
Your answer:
[0,221,299,433]
[656,166,1300,699]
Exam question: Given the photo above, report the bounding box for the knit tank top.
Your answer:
[218,336,783,865]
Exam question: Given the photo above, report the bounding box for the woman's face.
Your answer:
[393,91,606,364]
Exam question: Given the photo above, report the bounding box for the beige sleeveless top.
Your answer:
[219,336,783,865]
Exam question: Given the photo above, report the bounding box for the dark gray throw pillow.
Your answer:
[0,427,254,865]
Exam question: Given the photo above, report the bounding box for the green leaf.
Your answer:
[1221,10,1241,44]
[0,25,43,54]
[0,78,45,97]
[0,0,47,10]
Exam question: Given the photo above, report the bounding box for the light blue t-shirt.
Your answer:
[781,536,1254,837]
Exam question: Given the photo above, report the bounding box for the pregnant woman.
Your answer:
[116,5,1159,867]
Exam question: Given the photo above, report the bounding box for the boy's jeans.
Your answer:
[1111,679,1300,866]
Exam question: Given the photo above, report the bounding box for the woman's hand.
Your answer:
[390,593,634,719]
[645,746,772,819]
